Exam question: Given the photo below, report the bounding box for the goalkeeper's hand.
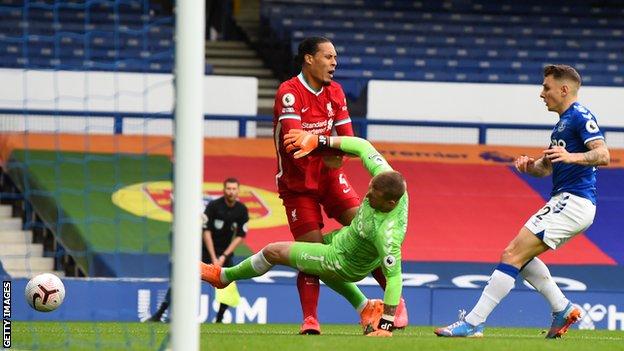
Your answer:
[366,330,392,337]
[368,315,395,337]
[283,129,329,159]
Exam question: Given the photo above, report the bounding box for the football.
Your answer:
[24,273,66,312]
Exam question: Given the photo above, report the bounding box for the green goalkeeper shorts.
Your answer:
[289,240,348,281]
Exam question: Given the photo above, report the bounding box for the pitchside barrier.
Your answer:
[1,110,624,148]
[8,274,624,331]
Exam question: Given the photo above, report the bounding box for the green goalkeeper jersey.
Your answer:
[325,137,407,306]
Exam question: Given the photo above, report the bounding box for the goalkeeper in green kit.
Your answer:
[201,130,408,337]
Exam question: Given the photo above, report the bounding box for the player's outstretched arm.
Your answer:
[284,130,392,176]
[330,136,394,177]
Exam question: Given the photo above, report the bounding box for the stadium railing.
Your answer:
[2,108,624,145]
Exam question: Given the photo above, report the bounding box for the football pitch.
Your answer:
[11,322,624,351]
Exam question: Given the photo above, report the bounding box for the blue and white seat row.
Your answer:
[289,41,621,62]
[263,0,624,17]
[265,4,624,27]
[0,56,212,74]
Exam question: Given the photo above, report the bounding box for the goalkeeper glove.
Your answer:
[366,330,393,337]
[376,315,395,332]
[283,129,329,159]
[365,314,395,336]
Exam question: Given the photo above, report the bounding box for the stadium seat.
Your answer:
[0,0,176,73]
[264,0,624,100]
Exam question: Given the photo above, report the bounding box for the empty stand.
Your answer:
[0,0,211,74]
[262,0,624,99]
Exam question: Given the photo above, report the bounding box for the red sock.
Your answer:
[297,272,319,320]
[372,267,387,290]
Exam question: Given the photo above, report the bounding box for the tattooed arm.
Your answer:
[543,139,610,166]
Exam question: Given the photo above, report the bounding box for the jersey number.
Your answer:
[536,206,551,221]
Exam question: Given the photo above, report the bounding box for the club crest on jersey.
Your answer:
[282,93,295,107]
[326,102,335,118]
[291,208,298,222]
[585,120,600,133]
[557,121,566,132]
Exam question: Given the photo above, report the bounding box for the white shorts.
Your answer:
[524,192,595,249]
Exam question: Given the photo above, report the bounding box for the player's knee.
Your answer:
[500,246,522,266]
[262,244,278,263]
[262,243,286,264]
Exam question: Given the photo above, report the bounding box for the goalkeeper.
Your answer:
[201,131,408,337]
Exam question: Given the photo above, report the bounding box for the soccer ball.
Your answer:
[24,273,66,312]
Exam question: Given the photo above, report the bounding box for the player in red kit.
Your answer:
[273,37,408,334]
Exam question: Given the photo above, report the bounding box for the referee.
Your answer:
[203,177,249,323]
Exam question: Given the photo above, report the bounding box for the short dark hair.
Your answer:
[223,177,239,187]
[294,36,332,68]
[372,171,406,202]
[544,64,582,87]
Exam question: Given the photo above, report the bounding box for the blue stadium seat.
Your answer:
[266,0,624,100]
[0,0,175,74]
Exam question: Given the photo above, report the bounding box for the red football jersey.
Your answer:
[273,73,353,194]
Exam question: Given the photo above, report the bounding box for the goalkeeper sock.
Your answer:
[465,263,518,326]
[223,251,273,283]
[321,277,367,311]
[520,257,569,312]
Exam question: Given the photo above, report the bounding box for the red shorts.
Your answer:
[281,169,360,238]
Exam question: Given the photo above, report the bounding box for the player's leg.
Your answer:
[520,193,595,338]
[434,226,548,337]
[520,257,568,315]
[520,256,580,338]
[465,226,550,323]
[435,193,594,337]
[294,229,324,334]
[288,238,351,318]
[321,276,383,333]
[200,242,289,287]
[141,287,171,322]
[215,255,234,323]
[289,241,383,333]
[320,277,367,310]
[282,194,325,334]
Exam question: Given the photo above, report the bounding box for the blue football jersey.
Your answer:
[549,102,604,204]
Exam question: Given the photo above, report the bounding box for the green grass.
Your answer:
[11,322,624,351]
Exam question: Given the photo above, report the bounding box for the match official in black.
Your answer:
[203,177,249,323]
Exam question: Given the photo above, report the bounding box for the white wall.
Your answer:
[367,80,624,146]
[0,69,258,136]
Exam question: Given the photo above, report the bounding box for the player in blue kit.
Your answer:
[435,64,610,338]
